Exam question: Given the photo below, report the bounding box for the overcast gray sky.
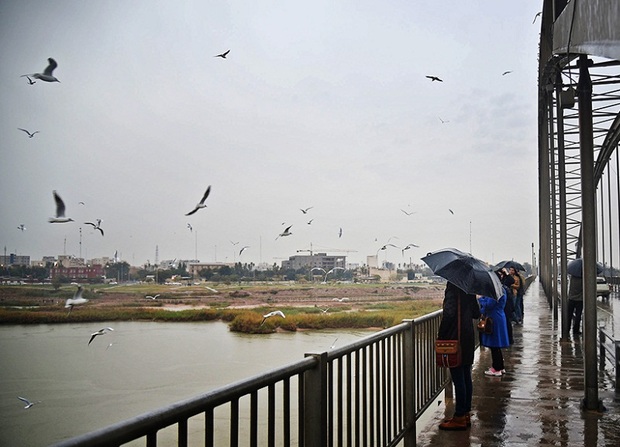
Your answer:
[0,1,541,268]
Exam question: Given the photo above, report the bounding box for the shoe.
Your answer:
[501,369,506,374]
[439,415,468,431]
[484,368,502,377]
[465,413,471,427]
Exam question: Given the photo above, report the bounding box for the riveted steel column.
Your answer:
[555,74,571,341]
[576,55,600,411]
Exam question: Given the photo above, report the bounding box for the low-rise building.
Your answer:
[0,254,30,266]
[281,253,346,270]
[50,265,105,281]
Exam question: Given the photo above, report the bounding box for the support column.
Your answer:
[576,55,601,411]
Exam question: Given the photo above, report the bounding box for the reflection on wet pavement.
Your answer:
[417,280,620,446]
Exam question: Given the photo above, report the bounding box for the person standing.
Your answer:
[437,282,481,430]
[479,286,511,376]
[509,267,522,323]
[567,274,583,335]
[496,269,514,344]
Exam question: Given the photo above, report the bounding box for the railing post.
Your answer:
[402,319,416,447]
[615,341,620,395]
[599,327,605,370]
[303,352,327,447]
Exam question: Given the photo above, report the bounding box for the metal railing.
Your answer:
[50,311,447,447]
[598,327,620,393]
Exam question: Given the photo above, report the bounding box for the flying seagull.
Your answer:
[21,58,60,83]
[426,75,443,82]
[186,185,211,216]
[88,327,114,345]
[239,246,250,256]
[230,240,239,245]
[401,209,416,216]
[502,71,513,76]
[17,224,26,231]
[187,223,193,232]
[276,225,293,240]
[307,219,314,225]
[329,338,339,349]
[449,209,454,215]
[332,297,349,302]
[401,243,419,255]
[300,207,313,214]
[65,286,88,313]
[49,191,74,223]
[85,219,104,236]
[532,11,542,24]
[17,396,40,409]
[18,128,40,138]
[25,76,36,85]
[438,117,450,124]
[259,310,285,327]
[315,305,330,314]
[215,50,230,58]
[338,227,343,238]
[145,294,160,300]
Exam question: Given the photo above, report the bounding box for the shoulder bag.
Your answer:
[435,296,462,368]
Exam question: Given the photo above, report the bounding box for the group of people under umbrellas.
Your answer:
[422,248,526,431]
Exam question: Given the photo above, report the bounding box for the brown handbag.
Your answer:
[477,315,493,334]
[435,296,462,368]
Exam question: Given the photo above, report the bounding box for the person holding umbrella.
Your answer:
[479,274,511,376]
[436,282,480,430]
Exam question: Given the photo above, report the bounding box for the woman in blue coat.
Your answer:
[479,286,511,377]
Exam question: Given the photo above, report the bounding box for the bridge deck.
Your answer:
[417,280,620,446]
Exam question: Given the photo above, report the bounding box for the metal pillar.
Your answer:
[576,55,601,411]
[556,75,570,340]
[549,91,559,315]
[539,85,553,297]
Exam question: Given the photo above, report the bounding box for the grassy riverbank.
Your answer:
[0,283,444,333]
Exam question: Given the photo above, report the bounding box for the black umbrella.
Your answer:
[422,248,503,299]
[495,260,525,272]
[566,258,603,278]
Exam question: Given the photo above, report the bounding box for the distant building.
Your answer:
[57,255,85,267]
[0,254,30,266]
[367,255,378,268]
[281,253,346,270]
[187,262,235,277]
[50,264,105,281]
[90,256,113,267]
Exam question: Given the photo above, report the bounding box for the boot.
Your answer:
[439,415,468,431]
[465,413,471,427]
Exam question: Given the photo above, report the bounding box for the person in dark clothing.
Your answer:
[567,274,583,335]
[497,269,514,344]
[437,282,481,430]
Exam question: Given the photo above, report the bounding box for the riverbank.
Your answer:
[0,282,444,332]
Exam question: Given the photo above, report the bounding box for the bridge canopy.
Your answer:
[553,0,620,60]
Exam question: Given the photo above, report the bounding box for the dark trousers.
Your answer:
[449,365,473,417]
[567,299,583,333]
[490,347,504,371]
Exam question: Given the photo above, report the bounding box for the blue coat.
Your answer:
[479,292,510,348]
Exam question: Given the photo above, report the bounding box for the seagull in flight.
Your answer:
[332,297,349,302]
[17,224,26,231]
[49,191,74,223]
[239,246,250,256]
[25,76,36,85]
[449,209,455,215]
[438,117,450,124]
[532,11,542,24]
[259,310,285,326]
[315,305,330,313]
[329,338,338,349]
[379,243,399,251]
[18,128,40,138]
[307,219,314,225]
[502,71,513,76]
[17,396,40,409]
[339,227,343,238]
[215,50,230,58]
[187,223,193,232]
[145,294,160,300]
[88,327,114,345]
[230,240,239,245]
[186,185,211,216]
[65,286,88,313]
[300,207,313,214]
[426,75,443,82]
[276,225,293,240]
[21,58,60,83]
[402,243,419,255]
[401,209,416,216]
[85,219,104,236]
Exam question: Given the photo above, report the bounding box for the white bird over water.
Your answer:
[49,191,74,223]
[186,185,211,216]
[65,286,88,313]
[17,396,40,409]
[21,58,60,83]
[332,297,349,302]
[88,327,114,345]
[260,310,285,326]
[18,128,40,138]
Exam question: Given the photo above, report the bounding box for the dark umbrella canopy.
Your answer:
[495,260,525,272]
[422,248,503,299]
[566,258,604,277]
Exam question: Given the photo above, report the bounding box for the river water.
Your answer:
[0,321,369,446]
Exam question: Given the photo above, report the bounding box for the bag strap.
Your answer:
[457,294,461,342]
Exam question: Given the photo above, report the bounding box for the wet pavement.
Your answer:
[417,280,620,446]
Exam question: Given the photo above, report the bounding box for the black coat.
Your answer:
[437,282,480,366]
